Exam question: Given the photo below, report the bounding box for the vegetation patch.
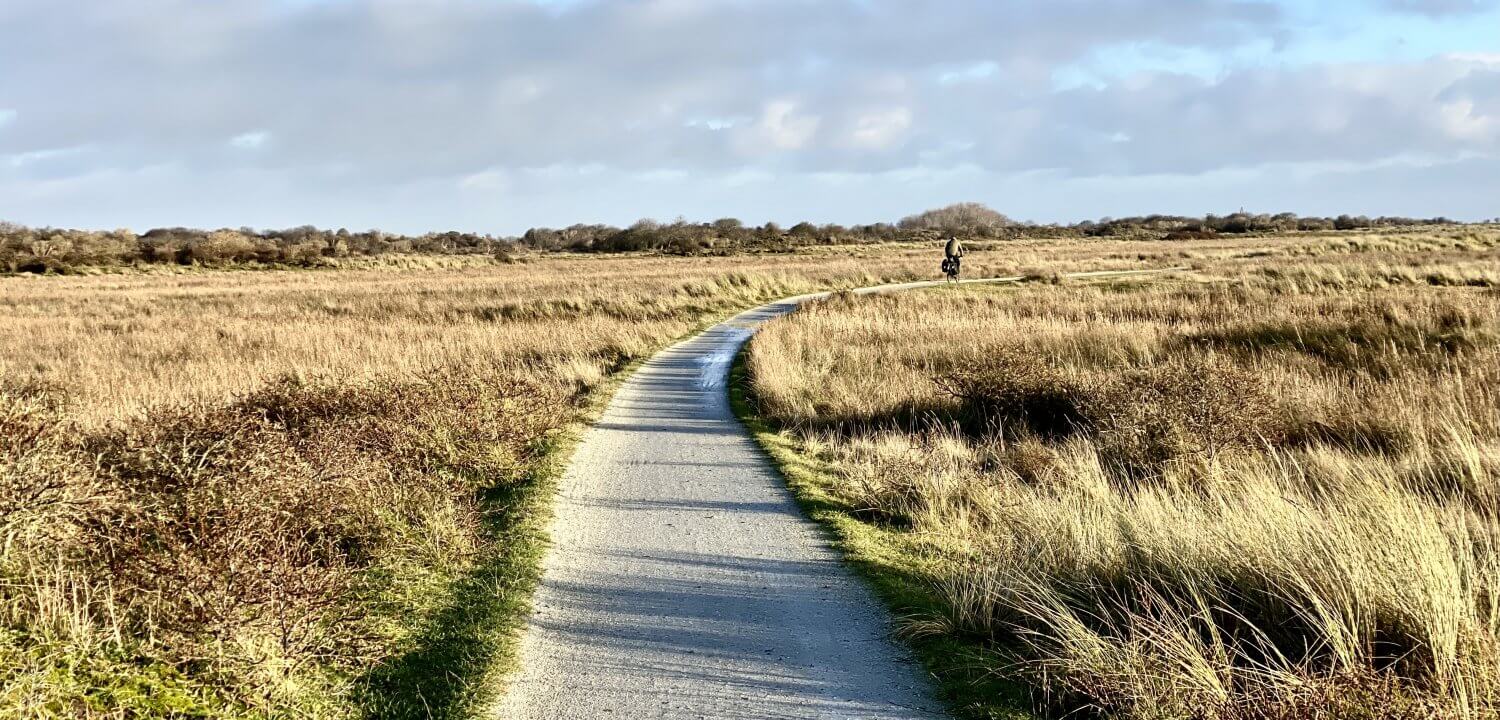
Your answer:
[741,239,1500,719]
[0,251,935,717]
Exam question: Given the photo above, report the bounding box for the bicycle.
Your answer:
[941,255,961,282]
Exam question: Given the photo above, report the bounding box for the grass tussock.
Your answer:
[745,229,1500,718]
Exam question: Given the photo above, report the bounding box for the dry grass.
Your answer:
[5,227,1495,716]
[0,251,929,426]
[746,227,1500,718]
[0,250,938,717]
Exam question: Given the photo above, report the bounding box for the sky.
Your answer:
[1,0,1498,234]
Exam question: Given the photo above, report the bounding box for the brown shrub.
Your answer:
[939,351,1281,470]
[2,363,576,708]
[92,404,370,659]
[1,379,106,575]
[1089,357,1283,469]
[1164,229,1218,241]
[185,230,260,265]
[935,346,1097,438]
[86,366,572,657]
[0,380,82,534]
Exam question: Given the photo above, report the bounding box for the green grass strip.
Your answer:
[354,427,573,720]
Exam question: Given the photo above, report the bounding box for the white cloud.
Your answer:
[743,100,820,153]
[848,108,913,150]
[457,168,512,193]
[1438,99,1499,141]
[685,116,746,131]
[229,131,270,150]
[634,169,690,182]
[938,61,1001,85]
[1446,53,1500,66]
[0,0,1496,229]
[7,145,88,168]
[1380,0,1500,16]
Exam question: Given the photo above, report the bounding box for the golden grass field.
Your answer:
[3,227,1498,718]
[0,249,940,718]
[745,227,1500,718]
[0,252,918,425]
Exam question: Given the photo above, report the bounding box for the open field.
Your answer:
[0,249,941,718]
[744,227,1500,718]
[4,226,1498,718]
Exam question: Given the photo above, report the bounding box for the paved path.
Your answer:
[495,272,1177,719]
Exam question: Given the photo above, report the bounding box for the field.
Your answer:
[743,227,1500,718]
[4,227,1498,718]
[0,249,933,718]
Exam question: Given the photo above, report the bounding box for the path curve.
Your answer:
[495,271,1177,719]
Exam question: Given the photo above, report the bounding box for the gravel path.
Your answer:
[495,273,1175,719]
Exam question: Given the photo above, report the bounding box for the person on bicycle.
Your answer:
[942,235,963,282]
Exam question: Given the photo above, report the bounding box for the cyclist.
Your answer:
[942,235,963,282]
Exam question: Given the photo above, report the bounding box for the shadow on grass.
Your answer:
[728,354,1035,720]
[356,457,557,720]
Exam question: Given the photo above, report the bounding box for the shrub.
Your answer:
[1,380,108,591]
[92,404,370,660]
[1088,357,1282,469]
[2,365,574,711]
[936,347,1096,438]
[939,351,1281,470]
[898,202,1012,236]
[185,230,259,265]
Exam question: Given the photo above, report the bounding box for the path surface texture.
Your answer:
[497,274,1171,718]
[493,280,985,720]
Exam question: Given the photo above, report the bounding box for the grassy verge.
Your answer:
[354,432,566,718]
[353,344,667,719]
[728,353,1034,720]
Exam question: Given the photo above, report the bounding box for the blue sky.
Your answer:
[1,0,1497,234]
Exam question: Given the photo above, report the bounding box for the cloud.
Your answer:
[457,168,512,193]
[742,100,821,153]
[229,131,270,150]
[1380,0,1500,16]
[992,57,1500,176]
[848,108,913,150]
[0,0,1286,181]
[0,0,1496,230]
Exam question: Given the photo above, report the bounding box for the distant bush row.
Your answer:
[517,207,1462,254]
[0,222,507,274]
[0,204,1470,273]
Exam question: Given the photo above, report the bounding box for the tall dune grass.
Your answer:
[746,229,1500,717]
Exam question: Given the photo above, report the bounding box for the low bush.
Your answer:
[938,351,1281,470]
[0,366,572,715]
[935,346,1095,438]
[1090,358,1282,469]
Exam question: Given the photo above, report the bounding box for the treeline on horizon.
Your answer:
[0,203,1474,274]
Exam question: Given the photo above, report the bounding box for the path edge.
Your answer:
[726,348,1036,720]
